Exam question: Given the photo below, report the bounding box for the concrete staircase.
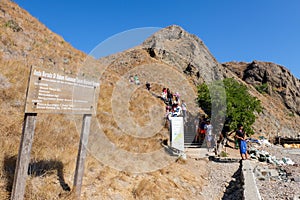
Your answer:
[184,123,201,147]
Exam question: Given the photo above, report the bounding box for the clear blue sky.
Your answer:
[14,0,300,78]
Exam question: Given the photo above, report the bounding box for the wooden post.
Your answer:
[11,113,37,200]
[73,114,92,198]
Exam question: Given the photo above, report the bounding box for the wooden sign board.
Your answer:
[25,66,99,115]
[12,66,99,200]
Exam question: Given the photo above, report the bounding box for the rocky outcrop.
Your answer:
[223,61,300,115]
[142,25,224,85]
[222,61,300,137]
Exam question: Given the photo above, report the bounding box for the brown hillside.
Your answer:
[0,1,207,199]
[0,0,299,199]
[0,0,93,199]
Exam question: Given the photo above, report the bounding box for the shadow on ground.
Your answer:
[3,156,71,195]
[222,160,243,200]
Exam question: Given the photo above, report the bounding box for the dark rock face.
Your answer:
[222,61,300,137]
[225,61,300,116]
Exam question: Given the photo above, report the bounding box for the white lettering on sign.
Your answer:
[33,69,42,76]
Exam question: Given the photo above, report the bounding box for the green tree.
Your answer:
[197,78,263,135]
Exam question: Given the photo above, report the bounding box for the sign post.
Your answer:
[11,66,99,200]
[11,113,37,200]
[73,114,92,197]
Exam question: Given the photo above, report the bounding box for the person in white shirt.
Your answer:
[204,119,213,151]
[181,100,187,123]
[172,104,182,117]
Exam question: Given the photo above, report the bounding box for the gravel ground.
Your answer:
[252,145,300,200]
[201,143,300,200]
[202,160,242,200]
[199,146,243,200]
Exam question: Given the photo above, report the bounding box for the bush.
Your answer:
[220,151,228,157]
[255,83,268,94]
[5,19,23,32]
[197,78,263,135]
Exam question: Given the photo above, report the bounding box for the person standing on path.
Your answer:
[235,124,249,160]
[196,115,207,145]
[134,74,140,85]
[167,88,173,105]
[204,119,213,151]
[181,100,187,123]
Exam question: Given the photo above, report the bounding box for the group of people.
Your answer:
[161,88,188,123]
[218,123,249,160]
[128,75,249,160]
[129,74,140,85]
[195,117,249,159]
[195,116,214,151]
[128,77,188,123]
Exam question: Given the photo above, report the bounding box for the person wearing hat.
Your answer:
[235,124,249,160]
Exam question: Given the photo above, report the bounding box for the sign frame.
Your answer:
[11,66,99,200]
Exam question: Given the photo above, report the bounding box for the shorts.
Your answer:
[239,140,247,154]
[206,135,213,142]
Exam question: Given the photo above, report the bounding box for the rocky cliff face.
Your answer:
[223,61,300,115]
[142,25,224,85]
[98,24,300,138]
[223,61,300,137]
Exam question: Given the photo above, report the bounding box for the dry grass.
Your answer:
[1,1,298,199]
[0,1,205,198]
[0,1,89,199]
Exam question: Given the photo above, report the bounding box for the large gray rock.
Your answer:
[142,25,224,85]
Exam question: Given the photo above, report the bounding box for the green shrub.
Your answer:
[255,83,268,94]
[220,151,228,157]
[197,78,263,135]
[5,19,23,32]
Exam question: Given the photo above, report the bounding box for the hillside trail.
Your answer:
[79,55,244,199]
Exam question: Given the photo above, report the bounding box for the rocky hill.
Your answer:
[223,61,300,137]
[223,61,300,115]
[0,0,299,199]
[135,25,300,138]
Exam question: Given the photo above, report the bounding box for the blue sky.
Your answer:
[14,0,300,78]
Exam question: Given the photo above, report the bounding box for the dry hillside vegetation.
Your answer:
[0,0,94,199]
[0,1,208,199]
[1,0,300,199]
